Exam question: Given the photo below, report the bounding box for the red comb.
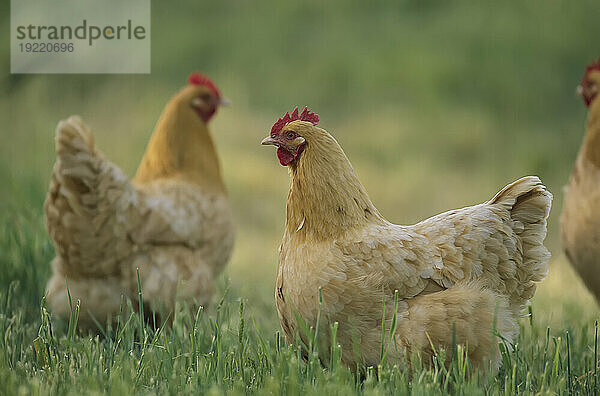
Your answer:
[584,57,600,79]
[271,106,320,136]
[188,72,221,98]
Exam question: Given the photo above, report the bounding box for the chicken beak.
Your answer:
[576,85,584,97]
[219,97,232,107]
[261,136,278,146]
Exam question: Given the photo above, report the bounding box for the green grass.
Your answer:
[0,212,599,395]
[3,0,600,393]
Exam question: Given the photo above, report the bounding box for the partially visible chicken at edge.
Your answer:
[561,59,600,303]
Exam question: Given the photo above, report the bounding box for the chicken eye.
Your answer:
[286,131,296,139]
[192,94,212,108]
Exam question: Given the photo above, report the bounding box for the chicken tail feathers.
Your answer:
[44,116,135,278]
[488,176,553,303]
[51,116,98,216]
[488,176,552,217]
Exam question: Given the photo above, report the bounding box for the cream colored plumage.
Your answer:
[263,115,552,370]
[44,75,234,327]
[561,66,600,302]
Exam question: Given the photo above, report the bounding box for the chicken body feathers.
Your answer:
[277,177,551,369]
[561,164,600,301]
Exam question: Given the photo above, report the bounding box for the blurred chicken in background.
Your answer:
[44,73,235,327]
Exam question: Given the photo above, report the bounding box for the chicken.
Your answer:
[261,107,552,370]
[44,72,235,327]
[561,58,600,303]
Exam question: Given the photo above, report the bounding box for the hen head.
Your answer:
[579,58,600,107]
[177,72,230,122]
[261,106,320,166]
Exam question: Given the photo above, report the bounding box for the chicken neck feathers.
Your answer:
[134,94,226,193]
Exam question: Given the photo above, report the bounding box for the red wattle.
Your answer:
[277,147,296,166]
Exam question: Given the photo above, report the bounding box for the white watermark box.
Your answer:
[11,0,150,74]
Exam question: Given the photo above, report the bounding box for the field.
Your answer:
[2,0,600,394]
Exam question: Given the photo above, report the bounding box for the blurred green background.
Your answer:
[2,0,600,327]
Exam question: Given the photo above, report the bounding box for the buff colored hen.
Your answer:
[561,58,600,303]
[44,73,234,327]
[262,107,552,371]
